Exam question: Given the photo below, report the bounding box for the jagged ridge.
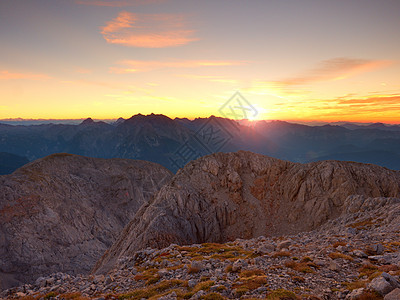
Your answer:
[94,151,400,274]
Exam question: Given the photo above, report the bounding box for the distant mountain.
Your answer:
[0,153,172,290]
[336,122,400,131]
[0,152,29,175]
[307,150,400,169]
[1,114,400,172]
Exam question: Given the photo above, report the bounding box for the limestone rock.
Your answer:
[368,272,400,295]
[384,288,400,300]
[0,154,172,289]
[93,151,400,274]
[345,288,364,300]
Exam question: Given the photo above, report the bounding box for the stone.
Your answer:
[188,279,197,288]
[345,288,364,300]
[232,259,247,272]
[382,272,400,289]
[328,261,339,272]
[277,240,292,250]
[158,269,169,277]
[368,272,400,296]
[384,288,400,300]
[352,250,368,258]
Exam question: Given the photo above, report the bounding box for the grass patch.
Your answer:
[239,269,265,278]
[347,218,375,229]
[188,266,201,274]
[328,252,353,261]
[192,280,215,293]
[272,251,291,258]
[267,289,299,299]
[357,291,383,300]
[358,263,380,279]
[343,280,368,291]
[332,241,347,248]
[284,260,317,273]
[118,279,186,299]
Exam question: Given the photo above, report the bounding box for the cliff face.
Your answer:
[0,153,173,289]
[94,151,400,274]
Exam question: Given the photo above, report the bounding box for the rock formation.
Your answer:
[94,151,400,274]
[0,153,173,290]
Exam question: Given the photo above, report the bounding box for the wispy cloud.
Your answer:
[0,70,50,80]
[336,94,400,106]
[110,60,246,73]
[76,0,164,7]
[273,58,392,87]
[176,74,240,84]
[246,58,393,98]
[288,93,400,121]
[101,11,197,48]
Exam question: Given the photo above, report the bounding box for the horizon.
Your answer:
[1,113,400,126]
[1,1,400,123]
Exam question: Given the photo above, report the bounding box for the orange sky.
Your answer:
[0,0,400,123]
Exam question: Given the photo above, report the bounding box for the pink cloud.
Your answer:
[0,70,50,80]
[274,58,393,86]
[101,11,198,48]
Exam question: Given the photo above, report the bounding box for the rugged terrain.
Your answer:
[94,151,400,274]
[2,151,400,299]
[2,196,400,299]
[0,154,173,290]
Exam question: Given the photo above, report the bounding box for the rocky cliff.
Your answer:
[94,151,400,274]
[0,153,173,290]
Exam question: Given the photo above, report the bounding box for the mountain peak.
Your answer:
[122,113,174,126]
[80,118,95,125]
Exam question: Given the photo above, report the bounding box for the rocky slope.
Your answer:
[0,154,173,290]
[3,196,400,299]
[94,151,400,274]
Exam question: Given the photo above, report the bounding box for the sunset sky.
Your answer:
[1,0,400,122]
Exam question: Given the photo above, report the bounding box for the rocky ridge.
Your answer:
[94,151,400,274]
[3,196,400,299]
[0,154,173,290]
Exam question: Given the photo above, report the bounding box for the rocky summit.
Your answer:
[94,151,400,274]
[3,196,400,299]
[0,154,173,290]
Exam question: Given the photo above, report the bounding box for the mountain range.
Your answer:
[1,114,400,174]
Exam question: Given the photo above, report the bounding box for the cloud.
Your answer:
[293,93,400,121]
[336,94,400,106]
[175,74,240,84]
[76,0,164,7]
[110,60,246,73]
[0,70,50,80]
[75,68,93,74]
[245,58,393,98]
[101,11,197,48]
[273,58,392,86]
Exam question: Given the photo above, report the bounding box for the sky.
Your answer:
[0,0,400,123]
